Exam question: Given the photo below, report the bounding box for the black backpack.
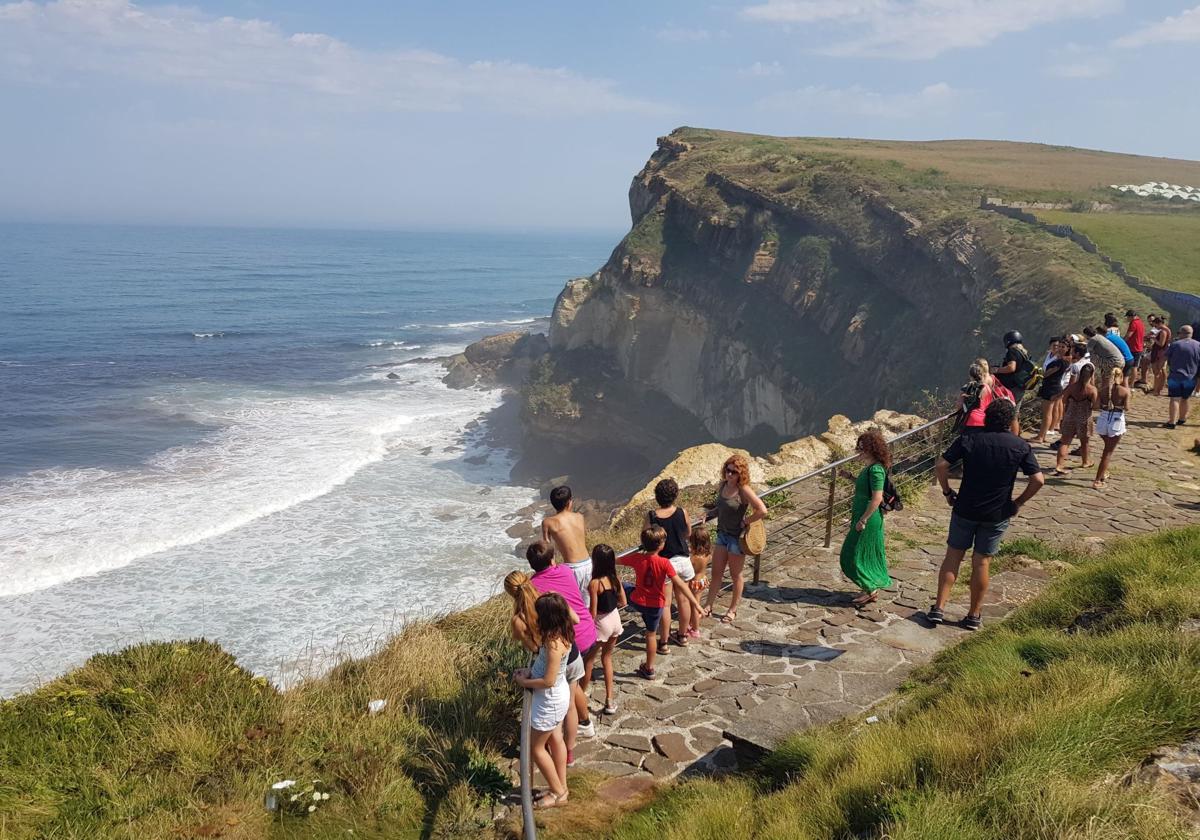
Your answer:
[952,381,984,432]
[880,471,903,514]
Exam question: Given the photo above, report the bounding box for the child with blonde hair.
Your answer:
[684,525,711,637]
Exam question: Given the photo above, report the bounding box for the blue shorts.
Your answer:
[630,600,663,633]
[947,511,1010,556]
[715,530,743,554]
[1168,375,1197,399]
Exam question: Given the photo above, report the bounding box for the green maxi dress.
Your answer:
[839,463,892,592]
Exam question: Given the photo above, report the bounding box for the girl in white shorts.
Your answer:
[1094,368,1131,490]
[588,544,627,715]
[512,592,574,809]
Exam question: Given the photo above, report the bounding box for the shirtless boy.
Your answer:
[541,485,601,727]
[542,486,591,601]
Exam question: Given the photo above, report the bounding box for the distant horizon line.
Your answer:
[0,219,629,238]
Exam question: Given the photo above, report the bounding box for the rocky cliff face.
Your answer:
[545,128,1157,447]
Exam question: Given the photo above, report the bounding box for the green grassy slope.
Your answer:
[0,599,524,840]
[1037,210,1200,296]
[567,527,1200,840]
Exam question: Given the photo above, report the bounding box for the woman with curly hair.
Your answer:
[838,430,893,606]
[702,453,767,624]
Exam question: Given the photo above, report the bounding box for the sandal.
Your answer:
[656,640,670,655]
[721,610,737,624]
[534,792,564,810]
[602,700,618,715]
[671,630,689,647]
[1052,469,1068,477]
[1092,478,1106,489]
[852,592,878,607]
[635,663,656,680]
[699,605,712,618]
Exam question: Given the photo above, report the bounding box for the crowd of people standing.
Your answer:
[503,307,1200,805]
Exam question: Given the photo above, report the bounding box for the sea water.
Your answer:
[0,224,614,695]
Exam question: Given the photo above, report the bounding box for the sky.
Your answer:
[1,0,1199,231]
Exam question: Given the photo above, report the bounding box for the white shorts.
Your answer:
[564,558,592,603]
[668,555,695,582]
[595,608,623,642]
[530,680,570,731]
[563,652,584,683]
[1095,409,1126,437]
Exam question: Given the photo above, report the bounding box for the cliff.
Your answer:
[543,128,1162,448]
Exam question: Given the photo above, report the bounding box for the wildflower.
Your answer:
[312,791,321,801]
[308,805,317,813]
[321,792,331,800]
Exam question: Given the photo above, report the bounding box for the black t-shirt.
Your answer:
[942,431,1042,522]
[995,345,1027,390]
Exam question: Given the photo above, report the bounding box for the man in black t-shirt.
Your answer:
[929,400,1045,630]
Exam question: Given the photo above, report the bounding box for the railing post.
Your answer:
[520,689,536,840]
[823,467,837,548]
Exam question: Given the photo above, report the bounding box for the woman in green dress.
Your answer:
[839,430,892,606]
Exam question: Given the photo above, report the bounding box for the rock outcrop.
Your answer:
[442,330,548,389]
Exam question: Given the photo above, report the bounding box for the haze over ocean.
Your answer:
[0,223,614,695]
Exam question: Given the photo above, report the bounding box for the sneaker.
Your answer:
[576,719,596,739]
[685,628,701,639]
[602,700,618,715]
[1163,422,1178,429]
[566,749,575,768]
[926,606,945,625]
[1178,419,1188,426]
[962,614,982,631]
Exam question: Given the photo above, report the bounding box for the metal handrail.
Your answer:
[519,689,536,839]
[613,411,957,564]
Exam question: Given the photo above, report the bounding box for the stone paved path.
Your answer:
[569,393,1200,780]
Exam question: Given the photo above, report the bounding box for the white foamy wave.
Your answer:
[363,339,419,349]
[401,317,542,331]
[0,366,510,599]
[192,331,225,339]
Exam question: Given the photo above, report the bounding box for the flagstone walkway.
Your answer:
[569,394,1200,780]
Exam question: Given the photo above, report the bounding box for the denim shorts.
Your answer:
[629,599,663,633]
[1168,374,1197,399]
[946,511,1011,556]
[715,530,743,554]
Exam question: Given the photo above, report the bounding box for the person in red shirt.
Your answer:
[1125,309,1147,386]
[619,525,703,680]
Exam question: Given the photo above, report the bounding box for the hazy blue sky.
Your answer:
[2,1,1198,231]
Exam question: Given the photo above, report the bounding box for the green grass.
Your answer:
[579,526,1200,840]
[1037,210,1200,295]
[0,599,526,840]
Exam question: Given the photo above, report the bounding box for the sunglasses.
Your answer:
[724,467,738,475]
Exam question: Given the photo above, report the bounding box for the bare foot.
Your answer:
[1080,461,1095,469]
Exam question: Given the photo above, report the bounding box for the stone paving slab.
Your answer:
[561,394,1200,781]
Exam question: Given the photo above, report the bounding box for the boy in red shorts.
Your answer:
[619,525,704,679]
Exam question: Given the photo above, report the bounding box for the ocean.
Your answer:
[0,223,615,696]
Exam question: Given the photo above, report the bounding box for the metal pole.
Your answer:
[520,689,536,840]
[823,468,837,548]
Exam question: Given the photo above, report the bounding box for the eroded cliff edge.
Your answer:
[542,128,1155,449]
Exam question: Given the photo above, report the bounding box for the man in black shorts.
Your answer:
[929,399,1045,630]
